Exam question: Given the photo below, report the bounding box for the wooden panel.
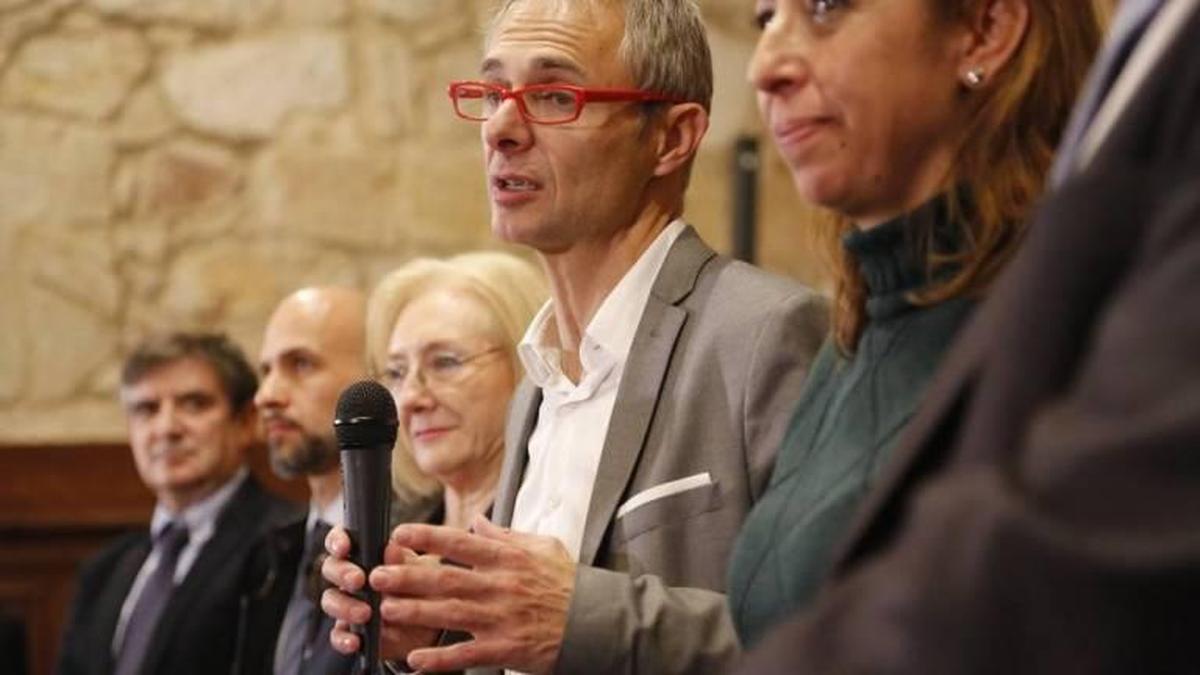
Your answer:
[0,443,309,675]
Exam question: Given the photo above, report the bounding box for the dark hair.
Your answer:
[121,332,259,414]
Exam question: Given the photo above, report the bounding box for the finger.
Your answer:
[321,553,365,591]
[380,596,500,633]
[390,523,506,568]
[325,526,351,557]
[330,619,361,655]
[407,638,494,673]
[321,587,371,626]
[369,560,491,597]
[382,540,419,566]
[474,516,565,557]
[471,515,533,546]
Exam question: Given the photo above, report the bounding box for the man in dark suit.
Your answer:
[738,0,1200,672]
[233,287,369,675]
[57,332,295,675]
[319,0,828,673]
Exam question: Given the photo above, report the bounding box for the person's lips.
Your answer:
[489,172,541,206]
[411,426,453,442]
[262,417,301,438]
[152,445,193,463]
[771,116,833,152]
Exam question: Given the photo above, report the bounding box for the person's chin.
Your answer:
[791,170,852,214]
[491,213,540,247]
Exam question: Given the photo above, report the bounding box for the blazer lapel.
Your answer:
[576,226,714,567]
[137,478,263,673]
[93,538,151,671]
[493,379,541,527]
[1073,0,1200,178]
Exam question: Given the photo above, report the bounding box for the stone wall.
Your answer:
[0,0,827,443]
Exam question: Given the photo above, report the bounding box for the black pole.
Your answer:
[731,135,760,264]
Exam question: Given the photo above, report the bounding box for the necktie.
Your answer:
[1051,0,1167,184]
[114,521,190,675]
[275,520,332,675]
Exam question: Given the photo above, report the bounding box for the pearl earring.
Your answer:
[964,67,985,88]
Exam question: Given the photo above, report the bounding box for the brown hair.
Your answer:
[825,0,1105,353]
[121,332,258,415]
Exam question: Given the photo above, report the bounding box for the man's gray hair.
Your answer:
[488,0,713,112]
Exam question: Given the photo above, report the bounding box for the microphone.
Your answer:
[334,380,397,675]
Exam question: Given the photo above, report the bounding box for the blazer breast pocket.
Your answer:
[612,472,724,543]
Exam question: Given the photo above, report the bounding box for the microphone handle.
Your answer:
[341,447,393,675]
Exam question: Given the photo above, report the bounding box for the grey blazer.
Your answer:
[485,226,828,675]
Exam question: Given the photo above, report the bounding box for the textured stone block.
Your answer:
[23,285,120,402]
[282,0,347,24]
[0,112,113,230]
[0,0,75,71]
[128,139,244,219]
[89,0,277,28]
[247,114,404,248]
[158,238,363,357]
[1,25,149,121]
[115,83,178,147]
[161,31,348,139]
[355,23,415,140]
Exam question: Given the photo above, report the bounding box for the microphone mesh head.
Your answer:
[334,380,398,450]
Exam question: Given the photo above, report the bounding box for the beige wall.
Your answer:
[0,0,826,443]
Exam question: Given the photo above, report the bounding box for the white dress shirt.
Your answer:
[112,467,249,654]
[308,490,345,531]
[510,220,685,561]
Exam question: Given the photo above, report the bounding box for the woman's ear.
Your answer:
[653,102,709,178]
[956,0,1031,88]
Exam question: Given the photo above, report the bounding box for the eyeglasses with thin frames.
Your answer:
[380,346,506,391]
[448,81,682,125]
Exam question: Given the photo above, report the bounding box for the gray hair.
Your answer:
[488,0,713,112]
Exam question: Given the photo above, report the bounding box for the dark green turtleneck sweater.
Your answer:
[727,195,975,647]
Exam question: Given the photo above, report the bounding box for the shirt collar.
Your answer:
[518,302,562,389]
[517,220,686,388]
[308,490,344,531]
[151,467,249,540]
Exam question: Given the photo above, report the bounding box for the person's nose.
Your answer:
[395,370,436,417]
[254,368,289,415]
[483,95,534,155]
[747,12,809,97]
[151,402,184,439]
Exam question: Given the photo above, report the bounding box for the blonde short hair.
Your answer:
[366,251,547,503]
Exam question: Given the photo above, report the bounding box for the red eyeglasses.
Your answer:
[448,81,682,125]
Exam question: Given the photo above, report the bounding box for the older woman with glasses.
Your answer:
[367,252,546,530]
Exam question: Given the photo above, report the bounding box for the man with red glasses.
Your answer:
[322,1,827,673]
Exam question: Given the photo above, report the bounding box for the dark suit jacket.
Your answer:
[233,494,441,675]
[486,226,828,675]
[231,517,352,675]
[738,2,1200,673]
[56,476,295,675]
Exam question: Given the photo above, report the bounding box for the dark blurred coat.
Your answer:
[56,477,294,675]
